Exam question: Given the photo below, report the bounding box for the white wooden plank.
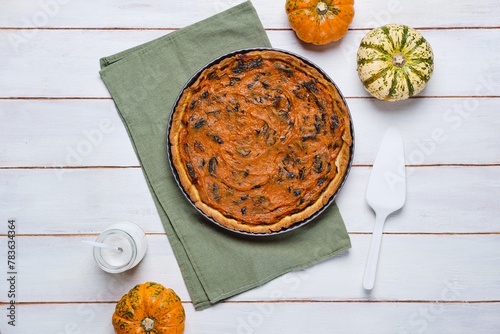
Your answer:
[349,98,500,165]
[2,29,500,98]
[269,29,500,99]
[1,29,165,98]
[1,166,499,234]
[0,234,190,303]
[1,234,499,303]
[236,234,500,302]
[0,100,138,167]
[1,98,499,167]
[0,0,499,29]
[337,166,500,233]
[8,302,500,334]
[0,168,164,234]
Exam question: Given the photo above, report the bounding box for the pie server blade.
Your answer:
[363,127,406,290]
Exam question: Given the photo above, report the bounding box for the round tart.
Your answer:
[168,49,353,234]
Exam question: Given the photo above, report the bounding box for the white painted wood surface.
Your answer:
[1,0,499,333]
[2,29,500,98]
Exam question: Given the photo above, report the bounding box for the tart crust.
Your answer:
[169,50,352,234]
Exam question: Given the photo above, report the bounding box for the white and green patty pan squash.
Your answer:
[357,24,434,101]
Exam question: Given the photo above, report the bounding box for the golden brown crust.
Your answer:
[169,50,352,234]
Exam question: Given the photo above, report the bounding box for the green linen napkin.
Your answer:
[99,1,351,310]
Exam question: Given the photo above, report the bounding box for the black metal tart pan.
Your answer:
[166,47,354,237]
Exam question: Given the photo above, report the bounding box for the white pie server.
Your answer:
[363,127,406,290]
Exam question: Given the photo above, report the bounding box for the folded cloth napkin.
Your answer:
[99,0,351,310]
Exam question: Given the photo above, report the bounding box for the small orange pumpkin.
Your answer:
[112,282,185,334]
[285,0,355,45]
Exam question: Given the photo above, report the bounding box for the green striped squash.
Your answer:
[356,24,434,101]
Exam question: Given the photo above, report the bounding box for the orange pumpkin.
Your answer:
[112,282,185,334]
[285,0,355,45]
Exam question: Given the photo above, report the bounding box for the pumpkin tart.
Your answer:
[169,49,352,234]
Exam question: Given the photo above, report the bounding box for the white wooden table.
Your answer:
[1,1,500,332]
